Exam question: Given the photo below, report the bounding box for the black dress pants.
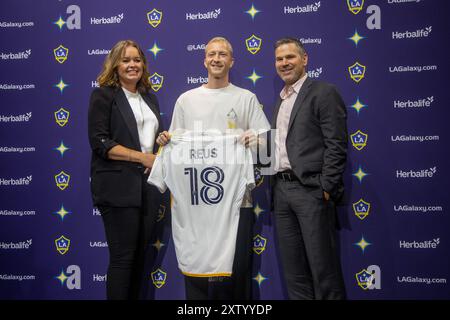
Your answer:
[184,207,254,300]
[98,183,157,300]
[273,178,346,300]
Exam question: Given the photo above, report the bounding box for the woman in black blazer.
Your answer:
[88,40,163,300]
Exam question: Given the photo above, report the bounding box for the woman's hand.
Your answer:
[156,131,171,146]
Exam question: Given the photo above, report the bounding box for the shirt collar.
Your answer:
[122,86,140,98]
[280,74,308,100]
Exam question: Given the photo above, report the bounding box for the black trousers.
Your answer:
[98,183,158,300]
[184,207,254,300]
[273,178,346,300]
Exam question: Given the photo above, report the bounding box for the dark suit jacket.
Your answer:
[88,86,163,207]
[271,77,348,201]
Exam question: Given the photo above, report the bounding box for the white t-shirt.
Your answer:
[169,83,270,207]
[147,132,255,277]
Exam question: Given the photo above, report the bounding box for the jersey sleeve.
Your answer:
[168,97,184,132]
[247,94,270,134]
[147,148,167,193]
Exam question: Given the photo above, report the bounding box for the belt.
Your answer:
[276,170,299,182]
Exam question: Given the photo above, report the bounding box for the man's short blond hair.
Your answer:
[205,37,233,56]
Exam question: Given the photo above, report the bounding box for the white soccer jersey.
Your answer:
[148,132,255,277]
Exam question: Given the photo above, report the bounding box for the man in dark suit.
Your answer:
[271,37,347,300]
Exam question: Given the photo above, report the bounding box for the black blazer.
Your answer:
[271,77,348,201]
[88,86,163,207]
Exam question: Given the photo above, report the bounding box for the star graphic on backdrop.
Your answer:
[54,78,69,93]
[354,236,372,253]
[253,203,265,218]
[56,270,68,285]
[353,165,368,183]
[246,69,262,86]
[348,29,365,47]
[152,239,165,251]
[54,16,66,30]
[55,141,70,157]
[148,41,163,59]
[246,4,260,20]
[253,272,268,287]
[54,205,71,221]
[350,97,367,115]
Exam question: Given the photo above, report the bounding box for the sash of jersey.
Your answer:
[148,132,255,277]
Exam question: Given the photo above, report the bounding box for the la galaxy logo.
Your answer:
[55,171,70,190]
[149,72,164,92]
[348,62,366,83]
[245,34,262,54]
[54,108,70,127]
[151,268,167,288]
[53,45,69,64]
[157,204,166,222]
[55,235,71,255]
[227,108,237,129]
[252,234,267,255]
[147,9,162,28]
[350,130,368,150]
[355,265,381,290]
[353,199,370,220]
[254,167,264,187]
[347,0,364,15]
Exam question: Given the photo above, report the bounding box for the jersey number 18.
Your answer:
[184,166,224,205]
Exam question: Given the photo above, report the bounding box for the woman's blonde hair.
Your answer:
[97,40,151,93]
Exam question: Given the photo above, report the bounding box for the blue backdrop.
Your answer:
[0,0,449,300]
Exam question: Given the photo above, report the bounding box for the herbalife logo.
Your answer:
[0,175,32,186]
[396,167,437,178]
[394,96,433,109]
[186,8,221,20]
[0,112,32,123]
[392,26,432,39]
[307,67,323,79]
[90,13,124,25]
[284,2,321,14]
[399,238,440,249]
[1,49,31,60]
[0,239,32,250]
[187,76,208,85]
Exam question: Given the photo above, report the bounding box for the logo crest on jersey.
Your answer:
[157,204,166,222]
[348,62,366,83]
[347,0,364,15]
[227,108,237,129]
[350,130,368,150]
[149,72,164,92]
[55,171,70,190]
[147,9,163,28]
[353,199,371,220]
[53,45,69,64]
[151,268,167,288]
[253,234,267,255]
[55,235,71,255]
[54,108,70,127]
[254,167,264,187]
[356,269,375,290]
[245,34,262,54]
